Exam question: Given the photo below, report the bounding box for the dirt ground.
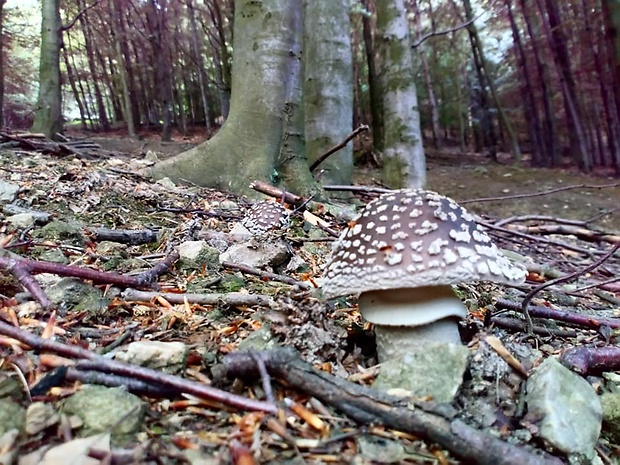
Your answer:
[1,129,618,464]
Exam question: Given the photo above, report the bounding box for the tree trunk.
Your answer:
[188,0,212,131]
[538,0,591,171]
[519,0,559,167]
[110,0,135,136]
[413,0,441,149]
[362,0,384,153]
[602,0,620,173]
[303,0,353,186]
[32,0,63,138]
[505,0,542,165]
[145,0,316,195]
[463,0,521,164]
[375,0,426,189]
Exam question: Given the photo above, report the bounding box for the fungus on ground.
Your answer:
[321,189,526,397]
[241,201,290,236]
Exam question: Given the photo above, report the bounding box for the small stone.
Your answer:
[0,399,25,436]
[114,341,188,374]
[176,241,220,271]
[25,402,59,435]
[40,433,110,465]
[218,240,290,269]
[526,357,601,461]
[0,181,20,202]
[61,386,146,437]
[357,434,405,463]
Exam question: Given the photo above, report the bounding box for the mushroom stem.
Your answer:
[357,285,467,363]
[374,318,462,362]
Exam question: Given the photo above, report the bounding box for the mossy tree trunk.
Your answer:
[32,0,63,138]
[303,0,353,186]
[375,0,426,189]
[146,0,321,197]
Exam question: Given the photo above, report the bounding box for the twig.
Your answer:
[0,319,277,414]
[309,125,369,172]
[412,14,479,48]
[322,185,393,194]
[249,181,306,207]
[134,251,179,285]
[572,276,620,293]
[560,346,620,376]
[494,215,590,228]
[490,316,577,338]
[502,224,620,244]
[520,243,620,332]
[221,262,312,289]
[459,182,620,205]
[122,288,274,307]
[223,348,562,465]
[495,296,620,331]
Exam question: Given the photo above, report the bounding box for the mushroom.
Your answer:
[241,201,290,236]
[321,189,526,367]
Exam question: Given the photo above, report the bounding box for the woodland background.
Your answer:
[1,0,620,176]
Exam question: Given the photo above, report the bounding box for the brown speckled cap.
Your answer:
[241,201,290,236]
[322,189,526,298]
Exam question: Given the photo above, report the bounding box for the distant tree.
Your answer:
[31,0,62,138]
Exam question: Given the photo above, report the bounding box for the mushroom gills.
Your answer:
[358,285,466,363]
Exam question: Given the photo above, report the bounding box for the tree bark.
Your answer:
[110,0,135,136]
[303,0,353,186]
[362,0,384,153]
[375,0,426,189]
[0,0,6,126]
[145,0,317,196]
[32,0,63,138]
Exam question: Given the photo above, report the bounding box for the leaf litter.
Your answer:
[0,137,618,464]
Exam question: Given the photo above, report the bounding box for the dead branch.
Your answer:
[494,215,591,228]
[322,185,393,194]
[460,182,620,205]
[412,15,479,48]
[561,346,620,376]
[223,348,563,465]
[309,125,369,173]
[86,227,159,246]
[122,288,274,307]
[490,316,578,338]
[222,261,312,289]
[519,243,620,331]
[502,224,620,244]
[495,298,620,331]
[249,181,306,207]
[0,319,277,414]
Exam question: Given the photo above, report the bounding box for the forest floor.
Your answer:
[0,129,619,464]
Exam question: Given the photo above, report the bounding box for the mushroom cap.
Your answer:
[241,201,290,236]
[322,189,526,298]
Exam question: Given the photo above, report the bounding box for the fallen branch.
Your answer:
[86,227,159,246]
[122,288,274,307]
[309,124,369,173]
[223,348,563,465]
[561,346,620,376]
[503,224,619,244]
[222,261,312,289]
[249,181,306,207]
[460,182,620,205]
[495,298,620,331]
[519,243,620,331]
[0,319,277,414]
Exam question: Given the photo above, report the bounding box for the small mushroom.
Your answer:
[321,189,526,365]
[241,201,290,236]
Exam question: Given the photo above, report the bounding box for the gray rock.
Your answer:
[600,392,620,443]
[219,200,238,211]
[32,221,86,247]
[526,357,601,461]
[219,239,290,269]
[6,212,48,229]
[176,241,220,271]
[372,342,469,403]
[357,434,405,463]
[0,429,19,465]
[237,325,280,351]
[0,399,25,436]
[25,402,59,435]
[114,341,188,374]
[46,278,109,314]
[61,385,146,437]
[0,181,20,202]
[39,248,69,264]
[40,433,110,465]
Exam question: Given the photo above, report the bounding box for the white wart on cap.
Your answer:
[322,189,526,324]
[241,201,290,236]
